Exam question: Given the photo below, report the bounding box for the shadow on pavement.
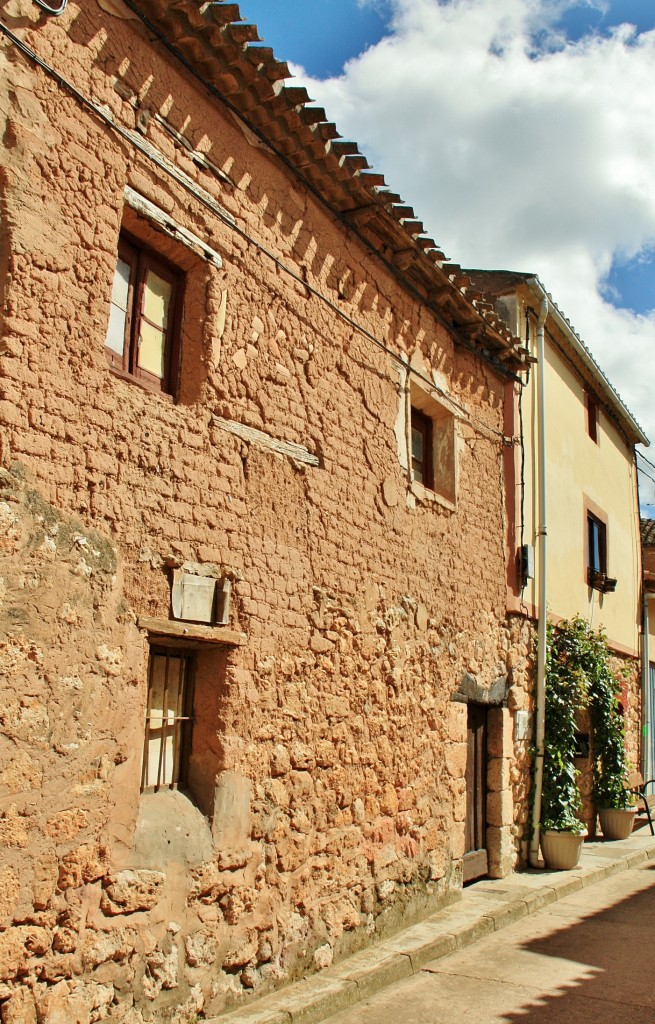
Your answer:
[501,862,655,1023]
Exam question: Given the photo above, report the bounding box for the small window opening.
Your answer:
[585,391,599,444]
[411,406,434,489]
[105,233,183,396]
[141,646,195,791]
[587,512,607,586]
[406,383,457,507]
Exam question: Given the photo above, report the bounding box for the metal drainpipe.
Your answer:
[529,285,549,868]
[643,593,653,780]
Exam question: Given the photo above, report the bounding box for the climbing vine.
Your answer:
[588,644,632,811]
[540,616,631,833]
[541,618,587,832]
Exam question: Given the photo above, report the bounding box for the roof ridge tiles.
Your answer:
[200,1,242,27]
[281,85,313,106]
[225,22,260,44]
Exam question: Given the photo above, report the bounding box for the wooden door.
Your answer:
[463,703,488,883]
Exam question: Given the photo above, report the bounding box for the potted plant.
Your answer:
[539,620,587,870]
[589,645,635,840]
[540,799,587,870]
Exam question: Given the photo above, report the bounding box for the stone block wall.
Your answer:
[0,3,532,1021]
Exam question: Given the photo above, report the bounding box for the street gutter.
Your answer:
[203,831,655,1024]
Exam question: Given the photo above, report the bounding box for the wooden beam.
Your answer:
[342,205,379,227]
[459,321,486,342]
[226,23,261,45]
[124,187,223,267]
[358,172,386,188]
[300,107,327,126]
[138,615,248,647]
[213,417,320,466]
[201,2,241,27]
[426,286,451,305]
[391,248,416,270]
[343,154,369,172]
[329,141,360,158]
[390,205,415,220]
[281,85,312,107]
[401,219,424,236]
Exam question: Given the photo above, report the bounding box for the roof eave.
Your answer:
[118,0,527,374]
[521,275,649,448]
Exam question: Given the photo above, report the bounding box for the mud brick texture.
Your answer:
[0,2,640,1022]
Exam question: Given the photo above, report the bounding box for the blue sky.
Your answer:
[559,0,655,41]
[241,0,655,315]
[242,0,392,78]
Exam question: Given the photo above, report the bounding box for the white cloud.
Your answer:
[293,0,655,485]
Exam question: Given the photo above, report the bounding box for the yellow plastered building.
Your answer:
[469,270,648,788]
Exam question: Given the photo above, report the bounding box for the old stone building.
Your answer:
[0,1,532,1021]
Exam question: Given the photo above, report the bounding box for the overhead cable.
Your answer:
[0,19,515,444]
[33,0,68,14]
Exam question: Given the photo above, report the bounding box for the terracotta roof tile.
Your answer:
[123,0,528,373]
[642,519,655,546]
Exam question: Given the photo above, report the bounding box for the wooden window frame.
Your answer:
[411,406,434,490]
[105,233,184,398]
[587,511,607,586]
[141,645,195,793]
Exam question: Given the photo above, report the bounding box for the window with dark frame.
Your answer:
[585,391,599,444]
[141,646,195,792]
[411,406,434,489]
[587,512,607,585]
[105,234,183,396]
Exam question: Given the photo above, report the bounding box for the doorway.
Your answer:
[464,703,489,882]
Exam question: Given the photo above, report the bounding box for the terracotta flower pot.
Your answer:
[598,806,637,841]
[540,829,587,870]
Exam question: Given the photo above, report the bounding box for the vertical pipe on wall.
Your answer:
[643,594,653,781]
[529,285,549,868]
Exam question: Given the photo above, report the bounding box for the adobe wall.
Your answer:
[0,3,531,1021]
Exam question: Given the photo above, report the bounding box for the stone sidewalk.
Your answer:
[206,831,655,1024]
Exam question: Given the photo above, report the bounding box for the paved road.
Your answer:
[325,862,655,1024]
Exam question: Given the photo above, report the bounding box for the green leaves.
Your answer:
[540,616,630,830]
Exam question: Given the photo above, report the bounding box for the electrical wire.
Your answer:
[118,0,512,365]
[637,450,655,472]
[637,465,655,487]
[33,0,68,14]
[0,18,520,444]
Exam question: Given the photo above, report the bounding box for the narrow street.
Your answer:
[324,862,655,1024]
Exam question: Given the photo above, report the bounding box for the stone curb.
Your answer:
[204,836,655,1024]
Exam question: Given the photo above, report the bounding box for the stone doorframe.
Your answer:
[453,673,516,879]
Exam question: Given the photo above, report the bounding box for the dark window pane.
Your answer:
[411,407,433,489]
[587,513,607,581]
[586,392,599,443]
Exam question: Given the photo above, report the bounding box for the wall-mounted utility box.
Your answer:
[520,544,534,583]
[514,709,531,743]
